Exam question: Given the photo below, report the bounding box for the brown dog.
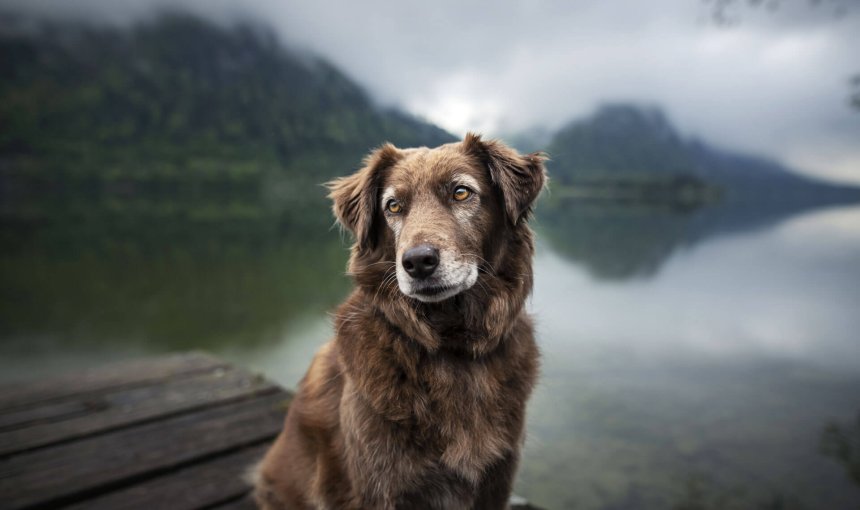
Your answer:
[253,134,545,509]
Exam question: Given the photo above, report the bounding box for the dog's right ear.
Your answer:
[326,143,402,251]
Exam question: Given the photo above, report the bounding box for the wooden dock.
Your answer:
[0,352,287,509]
[0,352,542,510]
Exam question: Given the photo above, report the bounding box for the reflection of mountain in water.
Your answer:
[538,199,860,281]
[0,216,350,351]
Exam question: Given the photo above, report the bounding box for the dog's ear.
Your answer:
[462,132,547,225]
[326,143,402,250]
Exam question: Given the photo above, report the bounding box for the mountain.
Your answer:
[543,104,860,205]
[546,105,695,184]
[535,104,860,280]
[0,12,454,230]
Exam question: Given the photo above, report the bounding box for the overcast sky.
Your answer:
[7,0,860,183]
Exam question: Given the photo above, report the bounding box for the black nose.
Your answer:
[402,245,439,280]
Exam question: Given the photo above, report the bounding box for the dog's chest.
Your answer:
[410,356,514,481]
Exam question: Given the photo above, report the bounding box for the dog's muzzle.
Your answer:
[397,244,478,303]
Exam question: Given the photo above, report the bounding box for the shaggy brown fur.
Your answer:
[253,134,546,509]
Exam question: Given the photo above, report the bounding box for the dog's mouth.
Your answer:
[408,282,465,303]
[413,284,454,298]
[399,269,479,303]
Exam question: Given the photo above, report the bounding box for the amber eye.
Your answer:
[453,186,471,202]
[386,199,402,214]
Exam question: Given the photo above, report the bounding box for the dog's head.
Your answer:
[328,133,546,303]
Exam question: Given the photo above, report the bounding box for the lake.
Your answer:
[1,199,858,509]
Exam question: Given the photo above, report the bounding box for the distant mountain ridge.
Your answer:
[547,105,694,183]
[542,104,860,203]
[0,12,453,166]
[0,11,454,229]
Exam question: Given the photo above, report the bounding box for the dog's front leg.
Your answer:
[340,383,417,510]
[471,451,519,510]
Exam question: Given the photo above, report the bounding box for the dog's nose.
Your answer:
[402,245,439,280]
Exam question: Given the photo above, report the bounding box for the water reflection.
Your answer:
[1,197,859,509]
[532,207,860,367]
[0,216,350,380]
[518,206,860,509]
[538,195,860,281]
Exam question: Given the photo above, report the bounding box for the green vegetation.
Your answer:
[0,12,453,229]
[541,104,860,206]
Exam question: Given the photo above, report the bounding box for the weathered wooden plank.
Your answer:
[0,399,92,431]
[0,368,242,433]
[64,443,269,510]
[0,367,279,456]
[0,391,291,510]
[0,352,227,411]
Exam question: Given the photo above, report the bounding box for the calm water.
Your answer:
[523,204,860,509]
[1,200,859,509]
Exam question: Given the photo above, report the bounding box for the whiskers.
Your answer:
[328,301,366,326]
[345,259,397,277]
[463,252,499,279]
[336,258,413,310]
[373,264,400,304]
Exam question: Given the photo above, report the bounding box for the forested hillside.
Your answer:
[544,104,860,205]
[0,12,453,229]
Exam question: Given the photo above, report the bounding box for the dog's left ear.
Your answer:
[462,133,547,225]
[326,143,403,251]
